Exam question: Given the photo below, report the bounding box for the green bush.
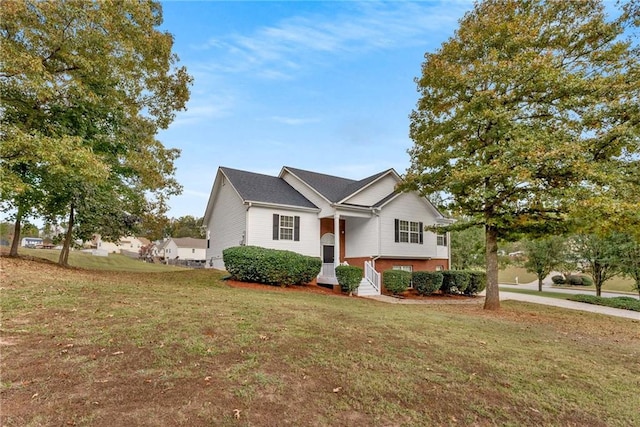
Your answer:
[412,271,443,296]
[551,275,566,285]
[567,295,640,312]
[222,246,321,286]
[465,271,487,295]
[335,265,363,295]
[566,275,586,286]
[579,275,593,286]
[383,270,411,295]
[441,270,470,294]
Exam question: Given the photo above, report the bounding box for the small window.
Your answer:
[437,233,447,246]
[280,215,294,240]
[435,265,444,271]
[393,265,413,288]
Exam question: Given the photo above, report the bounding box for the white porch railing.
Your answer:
[364,260,380,294]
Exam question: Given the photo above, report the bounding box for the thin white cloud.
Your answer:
[270,116,321,125]
[193,1,468,80]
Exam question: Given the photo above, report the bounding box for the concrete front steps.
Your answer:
[356,278,380,296]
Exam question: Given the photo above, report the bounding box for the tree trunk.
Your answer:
[58,204,75,267]
[538,277,543,292]
[484,225,500,310]
[9,207,23,257]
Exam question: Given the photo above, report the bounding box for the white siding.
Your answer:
[343,174,397,206]
[246,206,320,258]
[163,240,179,259]
[177,247,206,261]
[379,193,442,259]
[345,216,378,258]
[206,179,247,269]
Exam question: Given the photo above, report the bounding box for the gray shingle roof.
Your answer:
[284,167,394,202]
[220,167,317,209]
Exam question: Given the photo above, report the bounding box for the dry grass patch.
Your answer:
[1,256,639,426]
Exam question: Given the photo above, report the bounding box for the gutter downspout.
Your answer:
[245,202,252,246]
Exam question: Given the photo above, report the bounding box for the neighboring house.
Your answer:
[203,166,453,296]
[93,235,148,254]
[157,237,207,261]
[21,237,43,248]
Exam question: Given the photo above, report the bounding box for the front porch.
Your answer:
[317,260,381,296]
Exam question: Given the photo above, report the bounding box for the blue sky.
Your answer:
[157,1,474,219]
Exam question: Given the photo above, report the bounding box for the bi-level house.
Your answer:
[203,166,452,295]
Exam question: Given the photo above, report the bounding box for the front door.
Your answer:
[322,245,334,263]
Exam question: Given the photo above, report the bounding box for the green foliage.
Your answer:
[566,275,588,286]
[401,0,640,309]
[571,233,626,296]
[0,0,192,264]
[412,271,443,296]
[382,270,411,295]
[450,222,485,270]
[335,265,363,294]
[441,271,471,295]
[551,275,566,285]
[524,237,566,290]
[222,246,321,287]
[466,271,487,295]
[567,295,640,312]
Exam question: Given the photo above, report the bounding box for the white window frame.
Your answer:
[437,232,447,246]
[279,215,294,241]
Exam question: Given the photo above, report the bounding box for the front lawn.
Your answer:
[1,256,639,426]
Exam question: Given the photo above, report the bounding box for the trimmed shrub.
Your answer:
[412,271,443,296]
[383,269,411,295]
[568,295,640,312]
[222,246,321,286]
[551,275,566,285]
[566,275,586,286]
[580,276,594,286]
[441,270,470,294]
[335,265,363,295]
[465,271,487,295]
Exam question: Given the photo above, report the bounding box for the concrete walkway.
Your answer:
[498,291,639,320]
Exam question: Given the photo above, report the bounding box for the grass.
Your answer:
[499,266,637,294]
[498,287,572,300]
[567,295,640,312]
[498,266,537,284]
[10,247,185,272]
[1,255,639,426]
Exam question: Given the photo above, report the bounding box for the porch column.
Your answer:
[334,213,340,265]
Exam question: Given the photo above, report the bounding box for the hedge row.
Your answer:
[381,270,487,296]
[222,246,321,286]
[551,275,594,286]
[567,295,640,312]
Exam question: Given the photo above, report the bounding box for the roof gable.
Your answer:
[220,167,317,209]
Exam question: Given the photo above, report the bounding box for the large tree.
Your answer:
[0,0,191,265]
[402,0,640,310]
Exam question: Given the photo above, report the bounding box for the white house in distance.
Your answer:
[93,235,149,254]
[156,237,207,261]
[203,166,453,296]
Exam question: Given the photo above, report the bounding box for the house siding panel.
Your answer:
[343,174,397,206]
[206,178,247,269]
[247,206,320,258]
[379,193,445,260]
[345,217,378,258]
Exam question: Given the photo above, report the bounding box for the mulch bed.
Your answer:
[224,279,480,303]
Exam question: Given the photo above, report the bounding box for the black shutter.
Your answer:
[294,216,300,241]
[273,214,279,240]
[394,219,399,243]
[419,222,423,244]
